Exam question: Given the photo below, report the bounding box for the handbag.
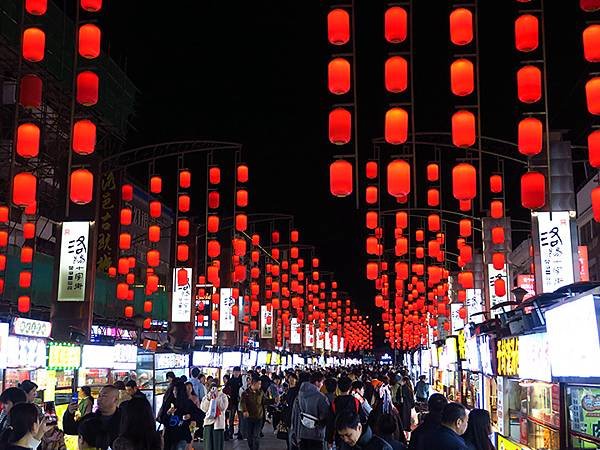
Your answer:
[276,421,289,440]
[207,399,218,419]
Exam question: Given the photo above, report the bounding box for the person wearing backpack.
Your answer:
[326,376,367,449]
[291,372,330,450]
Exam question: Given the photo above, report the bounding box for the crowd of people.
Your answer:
[0,365,496,450]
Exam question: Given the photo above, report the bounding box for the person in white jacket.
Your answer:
[201,383,229,450]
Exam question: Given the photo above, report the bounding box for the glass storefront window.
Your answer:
[566,384,600,449]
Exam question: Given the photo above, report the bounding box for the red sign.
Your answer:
[578,246,590,282]
[517,274,536,300]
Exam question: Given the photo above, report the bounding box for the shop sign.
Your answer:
[497,434,524,450]
[290,318,302,344]
[171,268,192,322]
[218,288,236,332]
[47,343,81,369]
[81,345,114,369]
[325,331,331,351]
[579,245,590,282]
[465,334,481,372]
[12,318,51,338]
[536,211,574,293]
[497,337,519,377]
[430,345,439,368]
[0,323,9,369]
[7,335,46,368]
[332,334,339,352]
[457,329,467,361]
[466,289,484,324]
[260,305,273,339]
[304,324,314,347]
[450,304,465,334]
[518,333,551,382]
[497,377,505,435]
[339,337,345,353]
[488,264,509,318]
[316,328,324,349]
[155,353,189,370]
[478,335,495,376]
[113,343,138,370]
[516,274,535,301]
[57,221,90,302]
[567,385,600,440]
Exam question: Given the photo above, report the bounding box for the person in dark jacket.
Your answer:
[408,393,447,450]
[291,372,330,450]
[327,376,367,447]
[395,377,414,434]
[282,373,301,450]
[63,385,121,450]
[163,381,203,450]
[241,374,274,450]
[422,402,469,450]
[462,409,495,450]
[112,396,162,450]
[0,403,46,450]
[335,409,393,450]
[375,413,407,450]
[225,366,243,440]
[0,388,27,434]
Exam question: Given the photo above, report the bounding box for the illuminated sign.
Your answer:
[466,289,484,324]
[497,434,524,450]
[518,333,551,382]
[155,353,189,370]
[219,288,236,332]
[430,345,439,368]
[304,324,314,347]
[290,318,301,345]
[325,331,331,351]
[516,274,535,301]
[172,268,193,322]
[339,337,345,353]
[12,318,51,338]
[457,329,466,361]
[450,304,465,333]
[7,336,46,368]
[332,334,339,352]
[47,343,81,369]
[316,328,324,349]
[579,246,590,282]
[488,264,509,318]
[113,343,138,370]
[260,305,273,339]
[81,345,114,369]
[0,323,9,369]
[57,221,90,302]
[497,337,519,377]
[479,335,495,376]
[536,211,574,293]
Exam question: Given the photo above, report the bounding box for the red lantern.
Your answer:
[149,201,161,218]
[490,200,504,219]
[237,189,248,207]
[207,240,221,258]
[592,186,600,222]
[385,108,408,144]
[81,0,102,12]
[586,25,600,63]
[149,176,162,194]
[207,215,219,233]
[427,163,439,182]
[415,229,424,242]
[586,77,600,115]
[19,271,32,289]
[26,0,47,15]
[147,249,160,267]
[144,301,153,313]
[452,110,476,147]
[12,172,37,208]
[385,56,408,93]
[329,108,352,144]
[124,306,134,318]
[177,268,188,286]
[582,0,600,11]
[76,71,99,106]
[330,159,353,197]
[178,195,190,213]
[16,123,40,158]
[589,130,600,168]
[148,225,160,243]
[385,6,407,43]
[459,219,472,237]
[387,159,411,197]
[518,117,542,156]
[237,164,249,183]
[396,211,408,229]
[493,252,505,270]
[366,211,378,230]
[0,231,7,247]
[209,167,221,185]
[490,175,503,194]
[0,206,8,224]
[328,58,351,95]
[70,169,93,205]
[365,161,378,180]
[428,214,441,232]
[450,59,474,96]
[521,171,546,209]
[119,233,131,250]
[328,9,350,45]
[179,170,191,188]
[452,163,476,200]
[494,278,506,297]
[427,188,439,207]
[78,24,101,59]
[22,28,45,62]
[120,208,132,225]
[515,15,539,52]
[122,184,133,202]
[450,8,473,46]
[18,296,30,313]
[177,244,189,262]
[460,245,473,264]
[365,186,377,204]
[517,66,542,103]
[19,246,32,264]
[208,191,219,209]
[72,120,96,155]
[492,227,505,244]
[19,75,42,108]
[236,214,248,232]
[366,262,378,280]
[0,255,5,271]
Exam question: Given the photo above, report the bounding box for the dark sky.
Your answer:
[101,2,589,334]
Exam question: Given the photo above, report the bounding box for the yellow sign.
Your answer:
[497,435,524,450]
[47,344,81,369]
[457,329,466,361]
[497,337,519,377]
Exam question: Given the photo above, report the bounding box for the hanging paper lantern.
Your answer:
[209,167,221,185]
[26,0,47,15]
[148,225,161,243]
[459,272,474,289]
[385,108,408,144]
[207,240,221,258]
[494,278,506,297]
[518,117,542,156]
[450,8,473,46]
[16,123,40,158]
[365,186,378,204]
[427,189,439,207]
[515,15,539,52]
[19,271,32,289]
[18,296,31,313]
[237,189,248,207]
[459,219,472,237]
[366,211,378,230]
[237,164,249,183]
[0,207,7,224]
[387,159,411,197]
[460,245,473,264]
[581,0,600,12]
[177,244,189,262]
[452,110,476,147]
[450,59,474,96]
[70,169,93,205]
[589,130,600,168]
[365,161,378,180]
[178,194,190,212]
[22,28,45,62]
[78,24,101,59]
[328,9,350,45]
[81,0,102,12]
[587,77,600,115]
[366,262,378,280]
[396,211,408,229]
[207,215,219,234]
[493,252,505,270]
[147,249,160,267]
[385,6,408,43]
[427,163,439,182]
[149,201,161,218]
[149,176,162,194]
[21,247,34,264]
[328,58,351,95]
[490,175,503,194]
[415,229,424,242]
[19,74,42,108]
[490,200,504,219]
[521,171,546,209]
[236,213,248,232]
[452,163,476,200]
[587,25,600,63]
[517,66,542,104]
[179,170,191,189]
[385,56,408,93]
[76,71,99,106]
[329,108,352,144]
[72,119,96,155]
[492,227,505,244]
[0,231,7,247]
[330,159,353,197]
[592,187,600,222]
[428,214,441,232]
[120,208,132,225]
[12,172,37,207]
[119,233,131,250]
[121,184,133,202]
[208,191,219,209]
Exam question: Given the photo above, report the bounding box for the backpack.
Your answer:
[331,396,360,414]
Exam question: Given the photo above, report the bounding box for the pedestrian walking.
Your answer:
[200,382,229,450]
[240,374,273,450]
[291,372,330,450]
[112,396,162,450]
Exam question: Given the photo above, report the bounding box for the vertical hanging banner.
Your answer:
[536,211,575,293]
[171,268,192,322]
[466,289,484,323]
[316,328,325,349]
[304,324,314,347]
[332,334,339,352]
[339,337,345,353]
[450,304,465,333]
[260,305,273,338]
[488,264,509,318]
[325,331,332,351]
[578,246,590,282]
[57,222,90,302]
[290,318,302,344]
[219,288,236,331]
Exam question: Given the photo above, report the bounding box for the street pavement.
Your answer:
[192,424,284,450]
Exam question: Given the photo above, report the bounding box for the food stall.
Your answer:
[112,343,138,382]
[191,350,222,379]
[152,352,189,414]
[4,318,49,391]
[242,350,257,370]
[478,334,498,430]
[461,327,483,410]
[78,345,115,395]
[438,337,460,402]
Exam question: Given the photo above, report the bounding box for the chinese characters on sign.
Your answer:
[516,274,536,301]
[305,324,314,347]
[97,172,118,272]
[450,304,465,333]
[316,328,325,349]
[12,318,51,338]
[218,288,236,332]
[290,318,302,344]
[497,337,519,377]
[57,222,90,302]
[488,264,509,318]
[537,211,574,293]
[466,289,484,324]
[171,268,192,322]
[260,305,273,339]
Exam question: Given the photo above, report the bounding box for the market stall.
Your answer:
[78,344,115,395]
[152,352,190,414]
[191,350,221,379]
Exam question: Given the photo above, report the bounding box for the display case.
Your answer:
[565,384,600,449]
[153,353,189,413]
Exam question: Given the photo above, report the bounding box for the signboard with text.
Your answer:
[172,268,193,322]
[497,337,519,377]
[218,288,236,332]
[290,318,301,344]
[536,211,575,293]
[488,264,509,317]
[466,289,484,324]
[57,222,90,302]
[260,305,273,339]
[12,318,51,338]
[305,324,314,347]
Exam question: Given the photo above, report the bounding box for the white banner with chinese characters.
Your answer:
[316,328,324,349]
[325,331,331,351]
[488,264,509,318]
[260,305,273,338]
[466,289,484,324]
[290,318,302,344]
[171,268,193,322]
[450,304,465,333]
[304,324,314,347]
[332,334,339,352]
[339,337,345,353]
[536,211,575,293]
[219,288,236,331]
[57,222,90,302]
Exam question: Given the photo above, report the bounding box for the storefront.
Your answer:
[152,352,189,413]
[191,350,222,380]
[112,343,138,382]
[78,344,115,395]
[477,333,499,430]
[461,328,484,410]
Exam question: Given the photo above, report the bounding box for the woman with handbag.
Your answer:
[200,383,229,450]
[163,381,202,450]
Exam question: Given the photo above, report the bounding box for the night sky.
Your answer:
[100,2,589,341]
